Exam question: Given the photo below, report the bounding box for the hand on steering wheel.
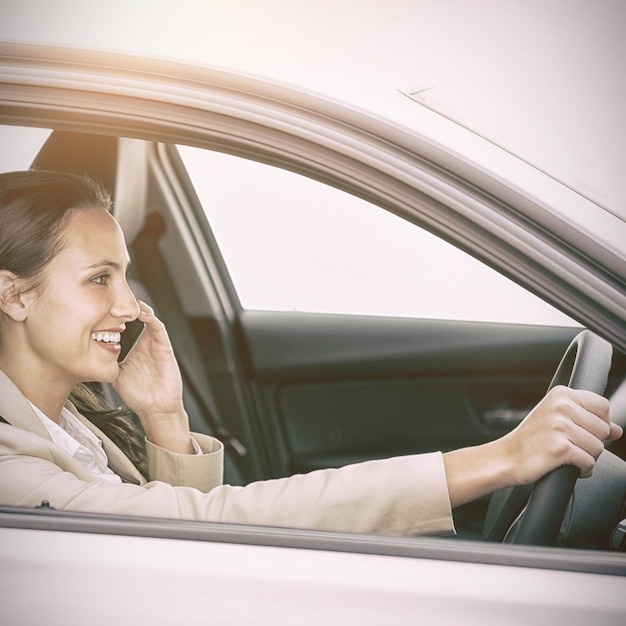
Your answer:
[484,330,614,546]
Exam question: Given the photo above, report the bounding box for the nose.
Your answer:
[110,278,140,321]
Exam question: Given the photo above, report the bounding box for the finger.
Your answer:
[608,422,624,442]
[136,304,163,329]
[136,300,155,318]
[569,388,610,421]
[568,422,606,462]
[573,451,596,479]
[134,301,172,349]
[550,387,611,440]
[570,406,612,442]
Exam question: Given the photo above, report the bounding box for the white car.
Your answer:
[0,39,625,624]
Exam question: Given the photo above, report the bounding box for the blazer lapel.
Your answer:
[0,369,145,486]
[64,402,146,485]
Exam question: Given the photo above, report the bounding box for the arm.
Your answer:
[0,423,453,536]
[442,385,622,508]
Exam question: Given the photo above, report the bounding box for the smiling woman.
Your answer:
[14,208,138,392]
[0,169,620,541]
[0,171,151,472]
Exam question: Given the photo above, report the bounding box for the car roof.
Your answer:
[0,0,623,218]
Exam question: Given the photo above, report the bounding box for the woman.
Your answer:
[0,170,621,537]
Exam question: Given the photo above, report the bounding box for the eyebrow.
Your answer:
[84,260,131,271]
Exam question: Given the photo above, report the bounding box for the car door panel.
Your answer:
[235,311,580,475]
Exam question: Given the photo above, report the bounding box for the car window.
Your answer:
[178,145,577,326]
[0,125,51,171]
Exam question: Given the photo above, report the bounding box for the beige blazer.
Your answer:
[0,369,454,536]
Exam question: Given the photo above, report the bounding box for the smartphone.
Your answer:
[118,318,146,363]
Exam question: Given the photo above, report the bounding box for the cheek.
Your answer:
[30,299,74,331]
[28,288,100,342]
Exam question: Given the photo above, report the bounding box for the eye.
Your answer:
[90,273,110,286]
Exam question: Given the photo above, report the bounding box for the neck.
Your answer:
[24,394,68,424]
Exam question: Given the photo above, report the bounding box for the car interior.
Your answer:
[24,128,626,547]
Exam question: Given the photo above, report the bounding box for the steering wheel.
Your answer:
[483,330,613,546]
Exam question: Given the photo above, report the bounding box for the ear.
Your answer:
[0,271,30,322]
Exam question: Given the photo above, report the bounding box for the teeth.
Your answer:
[91,332,121,344]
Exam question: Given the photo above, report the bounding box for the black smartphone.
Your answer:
[118,318,146,363]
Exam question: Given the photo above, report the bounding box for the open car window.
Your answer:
[178,145,577,327]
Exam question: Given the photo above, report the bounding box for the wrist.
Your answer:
[138,409,194,455]
[443,438,515,508]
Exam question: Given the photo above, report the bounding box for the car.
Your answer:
[0,38,625,624]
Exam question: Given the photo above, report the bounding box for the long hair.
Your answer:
[0,170,147,477]
[70,383,148,479]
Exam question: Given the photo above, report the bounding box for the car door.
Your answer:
[10,105,625,540]
[10,119,620,538]
[144,141,591,537]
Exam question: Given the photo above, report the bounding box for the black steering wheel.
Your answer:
[483,330,613,546]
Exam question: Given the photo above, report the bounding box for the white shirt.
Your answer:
[29,402,123,484]
[29,402,203,484]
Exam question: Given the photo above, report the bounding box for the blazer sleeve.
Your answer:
[144,433,224,491]
[0,424,454,537]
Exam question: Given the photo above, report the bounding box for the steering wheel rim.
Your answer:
[483,330,613,546]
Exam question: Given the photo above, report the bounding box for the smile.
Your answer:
[91,332,121,344]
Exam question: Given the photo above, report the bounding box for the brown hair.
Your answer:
[0,170,112,288]
[0,170,147,477]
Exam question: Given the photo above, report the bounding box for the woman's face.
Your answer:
[20,207,139,388]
